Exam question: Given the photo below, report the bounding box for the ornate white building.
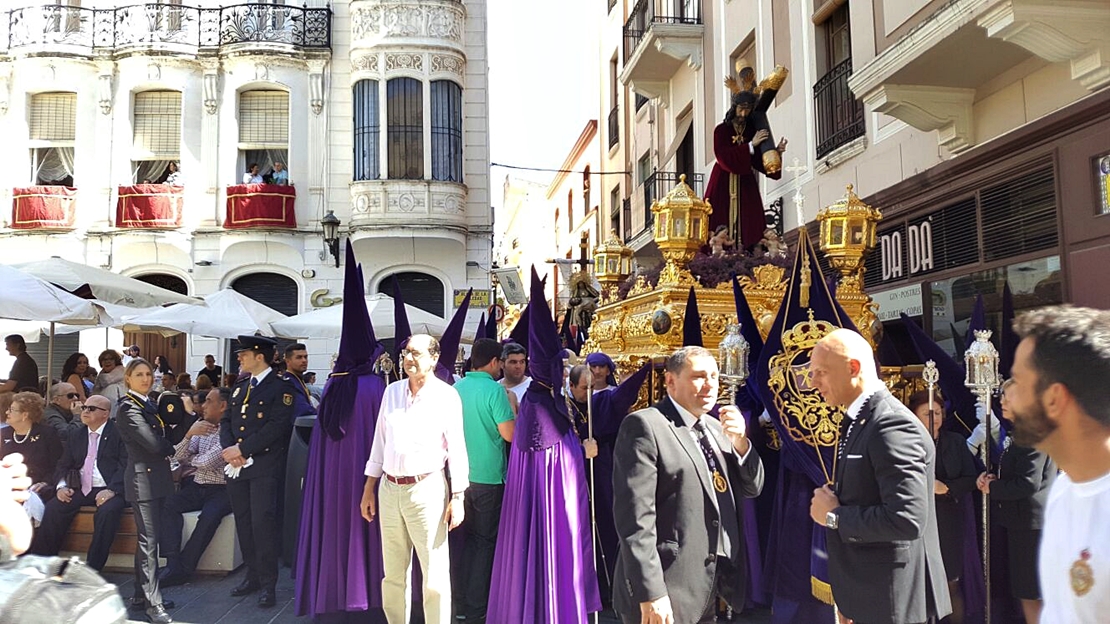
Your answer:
[0,0,491,378]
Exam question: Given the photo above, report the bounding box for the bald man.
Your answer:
[808,329,950,624]
[30,394,129,570]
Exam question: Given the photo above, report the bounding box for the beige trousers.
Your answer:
[379,469,452,624]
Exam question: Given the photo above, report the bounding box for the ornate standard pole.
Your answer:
[965,331,1001,624]
[585,372,605,624]
[923,360,939,439]
[718,323,750,404]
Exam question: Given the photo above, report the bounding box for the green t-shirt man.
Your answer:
[455,370,515,485]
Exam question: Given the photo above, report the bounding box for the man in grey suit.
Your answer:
[808,328,951,624]
[612,346,764,624]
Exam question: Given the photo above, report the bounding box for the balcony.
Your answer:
[1,3,331,59]
[607,105,620,149]
[349,0,466,57]
[814,58,866,160]
[116,184,183,229]
[10,186,76,231]
[224,184,296,229]
[848,0,1110,155]
[619,0,704,101]
[348,179,468,239]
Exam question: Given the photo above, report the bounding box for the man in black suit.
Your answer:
[808,328,951,624]
[29,394,128,570]
[220,335,295,608]
[612,346,764,624]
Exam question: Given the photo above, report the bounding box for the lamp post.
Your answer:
[964,330,1001,624]
[321,210,341,268]
[718,323,750,404]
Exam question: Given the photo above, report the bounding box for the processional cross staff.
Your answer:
[965,331,1001,624]
[784,157,808,227]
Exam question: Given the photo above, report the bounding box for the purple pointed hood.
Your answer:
[683,286,703,347]
[516,267,572,450]
[319,242,383,440]
[435,288,472,384]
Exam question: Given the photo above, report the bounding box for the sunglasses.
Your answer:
[81,405,107,413]
[66,393,81,399]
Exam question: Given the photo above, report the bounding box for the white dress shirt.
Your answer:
[366,376,470,494]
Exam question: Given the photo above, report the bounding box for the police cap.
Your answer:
[236,335,278,358]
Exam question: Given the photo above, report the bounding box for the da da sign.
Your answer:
[880,220,934,281]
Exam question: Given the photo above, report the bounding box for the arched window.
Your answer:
[430,80,463,182]
[378,272,445,317]
[353,79,380,181]
[387,78,423,180]
[122,273,190,375]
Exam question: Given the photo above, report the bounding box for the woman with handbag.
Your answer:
[115,359,176,624]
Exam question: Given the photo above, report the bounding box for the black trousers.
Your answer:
[29,487,126,571]
[132,497,167,606]
[227,474,279,589]
[160,479,232,575]
[459,483,504,624]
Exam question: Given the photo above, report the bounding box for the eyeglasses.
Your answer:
[401,349,426,359]
[66,393,80,399]
[81,405,107,413]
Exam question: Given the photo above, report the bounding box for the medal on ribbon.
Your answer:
[712,470,728,493]
[1071,549,1094,597]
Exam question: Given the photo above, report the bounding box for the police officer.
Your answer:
[280,342,318,415]
[220,335,295,608]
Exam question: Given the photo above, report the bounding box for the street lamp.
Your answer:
[321,210,341,268]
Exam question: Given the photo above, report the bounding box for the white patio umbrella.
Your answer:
[271,293,447,340]
[119,288,287,339]
[14,257,201,308]
[0,264,112,392]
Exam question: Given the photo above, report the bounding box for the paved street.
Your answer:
[104,567,773,623]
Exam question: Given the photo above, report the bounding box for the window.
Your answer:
[132,90,182,183]
[568,189,574,231]
[387,78,423,180]
[378,272,445,317]
[430,80,463,182]
[238,90,289,183]
[636,94,648,111]
[610,187,620,236]
[813,3,864,159]
[29,92,77,186]
[637,153,651,185]
[353,79,380,181]
[583,165,591,216]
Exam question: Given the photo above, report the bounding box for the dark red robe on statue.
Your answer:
[704,122,781,248]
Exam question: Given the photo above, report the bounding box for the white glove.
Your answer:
[966,403,1002,456]
[223,457,254,479]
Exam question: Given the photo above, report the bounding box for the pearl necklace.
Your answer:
[12,429,30,444]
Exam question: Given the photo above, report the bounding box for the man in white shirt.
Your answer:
[242,163,264,185]
[499,342,531,408]
[361,333,469,624]
[1011,306,1110,624]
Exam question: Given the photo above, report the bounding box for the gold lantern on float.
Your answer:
[653,174,712,287]
[816,183,882,345]
[594,229,633,303]
[816,184,881,280]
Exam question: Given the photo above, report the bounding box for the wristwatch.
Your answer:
[825,510,839,530]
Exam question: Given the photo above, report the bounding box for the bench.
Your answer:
[60,507,242,575]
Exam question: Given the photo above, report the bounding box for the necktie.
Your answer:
[693,419,739,559]
[838,416,857,461]
[81,431,99,496]
[250,377,259,388]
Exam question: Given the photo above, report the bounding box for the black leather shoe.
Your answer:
[230,579,261,597]
[257,588,276,608]
[146,604,174,624]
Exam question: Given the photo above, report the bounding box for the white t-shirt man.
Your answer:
[500,376,531,405]
[1038,470,1110,623]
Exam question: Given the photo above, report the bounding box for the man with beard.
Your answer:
[1010,306,1110,623]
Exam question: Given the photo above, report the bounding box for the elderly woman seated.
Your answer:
[1,392,63,502]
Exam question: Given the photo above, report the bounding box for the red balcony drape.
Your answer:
[224,184,296,229]
[11,186,76,230]
[116,184,184,228]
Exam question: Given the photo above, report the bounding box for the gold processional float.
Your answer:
[581,176,930,409]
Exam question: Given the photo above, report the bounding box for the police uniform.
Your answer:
[280,370,318,416]
[115,389,176,615]
[220,336,296,602]
[158,390,196,446]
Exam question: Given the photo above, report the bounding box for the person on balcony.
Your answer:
[243,163,264,185]
[271,162,289,186]
[165,162,183,187]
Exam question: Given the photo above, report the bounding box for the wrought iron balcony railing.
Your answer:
[623,0,701,64]
[814,58,865,160]
[2,3,331,56]
[643,170,702,230]
[607,105,619,149]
